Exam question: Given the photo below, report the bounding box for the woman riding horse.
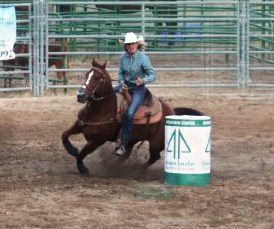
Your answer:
[61,59,203,174]
[114,32,156,156]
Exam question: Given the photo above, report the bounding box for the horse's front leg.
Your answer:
[76,141,102,174]
[61,121,81,157]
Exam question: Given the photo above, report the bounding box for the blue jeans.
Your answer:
[116,82,146,145]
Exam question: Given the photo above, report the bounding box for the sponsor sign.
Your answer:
[0,6,16,60]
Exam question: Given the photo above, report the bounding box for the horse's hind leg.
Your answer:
[77,141,102,174]
[147,146,161,166]
[144,140,164,168]
[61,122,81,157]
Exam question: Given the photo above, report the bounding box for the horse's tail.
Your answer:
[173,107,204,116]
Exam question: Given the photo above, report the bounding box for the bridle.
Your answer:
[83,67,115,101]
[78,66,119,126]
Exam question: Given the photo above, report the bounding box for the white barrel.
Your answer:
[164,115,211,186]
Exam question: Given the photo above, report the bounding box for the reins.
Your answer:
[77,116,118,126]
[88,91,115,101]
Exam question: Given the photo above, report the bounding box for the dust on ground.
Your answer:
[0,91,273,228]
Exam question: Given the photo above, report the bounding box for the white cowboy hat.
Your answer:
[118,34,147,46]
[137,35,147,46]
[123,32,138,44]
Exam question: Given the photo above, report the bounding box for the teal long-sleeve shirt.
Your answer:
[118,50,156,85]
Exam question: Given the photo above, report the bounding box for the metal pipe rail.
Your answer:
[50,67,238,72]
[0,3,31,7]
[0,71,30,75]
[49,1,239,6]
[0,87,30,92]
[48,1,271,5]
[47,83,239,90]
[48,50,238,55]
[48,17,239,22]
[48,67,238,73]
[47,34,274,39]
[48,16,274,22]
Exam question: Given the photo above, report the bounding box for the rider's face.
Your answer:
[125,42,138,55]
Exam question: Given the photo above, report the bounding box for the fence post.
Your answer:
[32,0,46,96]
[40,0,46,95]
[237,0,250,90]
[141,3,145,36]
[33,0,38,96]
[45,0,49,91]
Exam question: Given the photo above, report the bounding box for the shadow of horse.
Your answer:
[61,60,203,174]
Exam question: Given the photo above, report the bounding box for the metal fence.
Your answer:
[0,0,273,96]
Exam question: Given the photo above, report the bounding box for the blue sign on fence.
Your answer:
[0,6,16,60]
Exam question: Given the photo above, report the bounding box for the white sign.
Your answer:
[0,6,16,60]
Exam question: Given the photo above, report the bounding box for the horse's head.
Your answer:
[77,59,113,103]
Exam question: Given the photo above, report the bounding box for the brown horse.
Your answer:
[61,60,202,174]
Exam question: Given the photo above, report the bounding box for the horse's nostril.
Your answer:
[77,93,85,102]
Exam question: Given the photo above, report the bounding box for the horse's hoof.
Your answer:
[77,160,89,174]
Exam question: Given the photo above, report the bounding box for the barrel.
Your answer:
[164,115,211,186]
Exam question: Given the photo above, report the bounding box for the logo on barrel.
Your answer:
[166,129,191,159]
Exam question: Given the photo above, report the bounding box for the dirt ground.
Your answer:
[0,90,273,228]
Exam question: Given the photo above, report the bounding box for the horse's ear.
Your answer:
[92,58,96,67]
[102,60,107,70]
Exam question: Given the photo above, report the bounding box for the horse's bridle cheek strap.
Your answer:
[81,67,113,100]
[83,67,106,94]
[83,83,93,93]
[84,80,103,96]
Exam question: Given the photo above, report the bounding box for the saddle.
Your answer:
[116,88,162,125]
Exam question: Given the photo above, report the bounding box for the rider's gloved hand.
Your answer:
[120,83,128,92]
[135,77,144,85]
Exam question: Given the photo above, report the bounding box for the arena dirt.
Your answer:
[0,91,273,228]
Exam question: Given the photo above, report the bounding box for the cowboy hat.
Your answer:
[118,34,147,46]
[123,32,138,44]
[137,35,147,46]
